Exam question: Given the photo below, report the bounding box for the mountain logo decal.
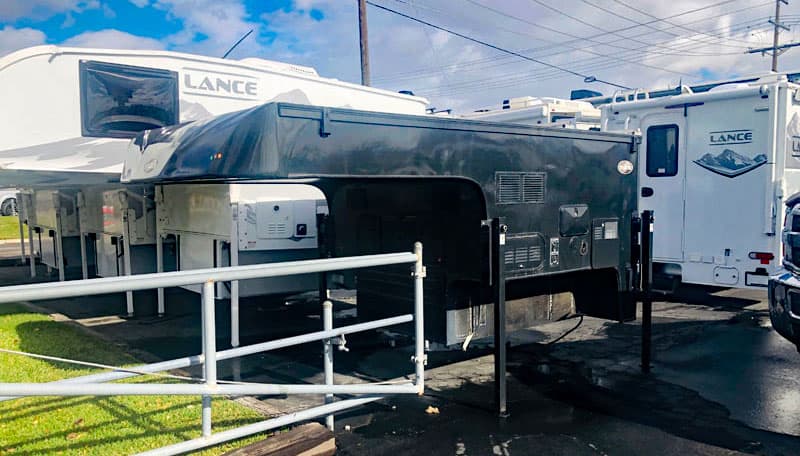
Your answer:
[694,149,767,177]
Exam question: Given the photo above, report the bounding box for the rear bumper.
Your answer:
[768,268,800,347]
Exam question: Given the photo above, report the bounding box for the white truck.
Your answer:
[599,74,800,289]
[0,45,427,345]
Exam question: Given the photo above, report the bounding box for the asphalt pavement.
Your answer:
[0,250,798,455]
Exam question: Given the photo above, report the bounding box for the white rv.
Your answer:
[0,45,427,344]
[600,74,800,289]
[461,96,601,130]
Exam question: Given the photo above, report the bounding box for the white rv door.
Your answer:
[639,114,686,261]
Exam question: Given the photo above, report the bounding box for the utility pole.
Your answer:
[771,0,788,71]
[748,1,795,71]
[358,0,371,86]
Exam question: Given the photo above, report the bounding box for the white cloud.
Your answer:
[152,0,260,57]
[0,26,47,57]
[252,0,796,112]
[62,29,165,50]
[129,0,150,6]
[0,0,99,21]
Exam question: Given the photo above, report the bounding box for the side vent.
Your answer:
[496,172,546,204]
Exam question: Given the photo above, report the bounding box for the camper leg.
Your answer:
[230,204,240,348]
[123,209,135,317]
[18,213,25,265]
[79,233,88,280]
[317,214,330,302]
[55,209,65,282]
[640,210,654,374]
[491,218,508,417]
[28,224,36,278]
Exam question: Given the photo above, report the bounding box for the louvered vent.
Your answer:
[593,226,603,240]
[504,250,515,265]
[266,223,288,236]
[496,172,546,204]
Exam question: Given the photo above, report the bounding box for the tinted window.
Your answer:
[80,61,179,138]
[646,124,678,177]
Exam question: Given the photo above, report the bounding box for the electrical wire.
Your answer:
[547,315,584,346]
[366,0,631,89]
[527,0,751,55]
[373,2,773,86]
[610,0,758,45]
[422,17,777,97]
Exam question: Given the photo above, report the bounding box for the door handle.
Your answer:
[641,187,654,197]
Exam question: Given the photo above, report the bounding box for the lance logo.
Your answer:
[182,69,258,99]
[695,129,765,177]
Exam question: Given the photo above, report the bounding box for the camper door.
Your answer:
[639,114,686,261]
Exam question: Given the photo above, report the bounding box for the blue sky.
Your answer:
[0,1,791,111]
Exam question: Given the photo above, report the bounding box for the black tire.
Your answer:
[0,198,15,216]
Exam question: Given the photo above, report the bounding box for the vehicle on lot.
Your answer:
[122,102,641,346]
[462,96,600,130]
[769,192,800,351]
[599,74,800,290]
[0,45,427,346]
[0,189,16,216]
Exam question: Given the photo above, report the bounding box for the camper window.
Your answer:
[646,124,678,177]
[80,61,179,138]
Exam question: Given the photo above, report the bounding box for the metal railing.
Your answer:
[0,243,426,456]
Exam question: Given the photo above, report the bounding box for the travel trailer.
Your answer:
[600,74,800,289]
[462,96,601,130]
[0,45,427,344]
[122,102,640,346]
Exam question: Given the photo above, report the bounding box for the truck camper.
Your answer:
[122,102,640,346]
[0,46,427,344]
[600,74,800,289]
[462,96,601,130]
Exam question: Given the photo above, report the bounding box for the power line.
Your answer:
[465,0,747,57]
[365,1,632,89]
[424,17,784,98]
[526,0,750,56]
[609,0,757,46]
[414,21,772,96]
[373,7,774,85]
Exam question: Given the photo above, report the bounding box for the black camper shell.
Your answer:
[126,102,639,345]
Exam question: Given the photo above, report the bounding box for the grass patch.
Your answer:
[0,216,24,241]
[0,303,266,455]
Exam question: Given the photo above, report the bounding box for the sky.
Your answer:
[1,0,799,112]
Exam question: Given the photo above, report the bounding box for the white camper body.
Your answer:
[156,183,325,294]
[1,46,427,344]
[462,96,601,130]
[600,74,800,289]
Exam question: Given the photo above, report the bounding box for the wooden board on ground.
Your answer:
[222,422,335,456]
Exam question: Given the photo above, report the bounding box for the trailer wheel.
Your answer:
[0,198,16,216]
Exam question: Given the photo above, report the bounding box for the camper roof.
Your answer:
[0,45,320,77]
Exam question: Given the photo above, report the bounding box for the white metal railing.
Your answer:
[0,243,426,456]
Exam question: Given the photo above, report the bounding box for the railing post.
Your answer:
[491,218,508,417]
[412,242,426,393]
[640,210,654,374]
[322,300,334,431]
[201,281,217,437]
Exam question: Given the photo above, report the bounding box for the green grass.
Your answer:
[0,303,266,455]
[0,216,24,241]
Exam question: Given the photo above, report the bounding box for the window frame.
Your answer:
[646,124,679,177]
[79,60,180,139]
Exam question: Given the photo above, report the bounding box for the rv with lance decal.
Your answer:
[598,74,800,290]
